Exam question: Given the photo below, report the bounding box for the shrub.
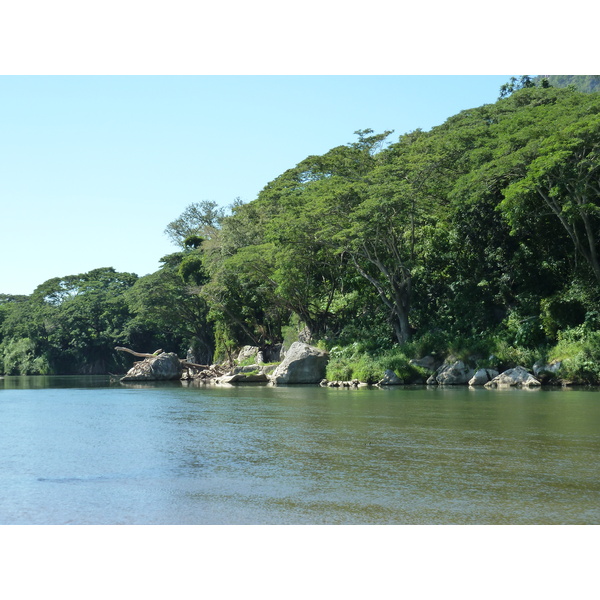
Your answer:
[403,330,449,360]
[504,311,547,348]
[352,354,383,384]
[540,296,586,340]
[549,329,600,384]
[487,338,543,371]
[325,344,385,383]
[326,345,435,384]
[325,357,354,381]
[1,338,50,375]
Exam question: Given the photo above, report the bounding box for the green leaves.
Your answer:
[1,268,140,374]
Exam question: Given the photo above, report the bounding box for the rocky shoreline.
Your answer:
[118,342,578,389]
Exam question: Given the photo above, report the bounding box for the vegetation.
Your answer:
[534,75,600,94]
[2,78,599,384]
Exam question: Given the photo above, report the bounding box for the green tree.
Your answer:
[269,129,425,343]
[1,268,139,374]
[125,251,215,364]
[499,75,536,99]
[164,200,225,247]
[501,111,600,284]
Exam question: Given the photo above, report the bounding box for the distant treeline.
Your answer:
[535,75,600,94]
[2,79,600,383]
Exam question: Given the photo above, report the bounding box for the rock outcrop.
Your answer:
[121,352,183,381]
[269,342,329,384]
[320,379,367,388]
[468,368,500,386]
[216,364,270,384]
[378,369,404,385]
[218,373,269,384]
[409,355,441,372]
[236,344,285,365]
[484,366,541,388]
[427,360,475,385]
[533,360,562,383]
[236,345,260,364]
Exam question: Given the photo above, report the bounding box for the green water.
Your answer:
[1,376,599,524]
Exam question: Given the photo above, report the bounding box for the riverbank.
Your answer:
[178,332,600,388]
[321,332,600,387]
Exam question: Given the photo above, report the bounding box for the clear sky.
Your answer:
[1,75,515,295]
[1,1,595,297]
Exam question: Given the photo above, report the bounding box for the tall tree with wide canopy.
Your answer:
[501,110,600,284]
[282,128,471,344]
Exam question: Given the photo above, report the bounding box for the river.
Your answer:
[1,376,599,524]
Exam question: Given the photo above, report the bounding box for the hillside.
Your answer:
[535,75,600,93]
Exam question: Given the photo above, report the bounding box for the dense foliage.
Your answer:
[2,81,599,382]
[534,75,600,94]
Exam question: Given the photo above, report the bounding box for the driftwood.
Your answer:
[115,346,214,372]
[115,347,163,358]
[181,360,212,369]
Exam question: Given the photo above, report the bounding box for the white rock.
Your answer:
[435,360,475,385]
[484,366,541,388]
[468,368,500,386]
[378,369,404,385]
[269,342,329,384]
[121,352,182,381]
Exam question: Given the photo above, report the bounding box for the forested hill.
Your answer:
[535,75,600,93]
[2,81,600,383]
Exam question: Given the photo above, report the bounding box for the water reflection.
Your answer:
[1,375,117,389]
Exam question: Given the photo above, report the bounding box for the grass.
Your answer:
[325,343,433,384]
[322,327,600,385]
[547,329,600,383]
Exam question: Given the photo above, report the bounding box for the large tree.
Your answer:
[1,268,138,374]
[501,110,600,284]
[125,250,215,364]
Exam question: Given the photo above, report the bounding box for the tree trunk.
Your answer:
[391,283,412,344]
[350,255,412,344]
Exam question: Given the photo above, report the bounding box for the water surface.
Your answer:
[1,376,599,524]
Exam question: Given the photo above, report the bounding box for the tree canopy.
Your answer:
[3,81,600,380]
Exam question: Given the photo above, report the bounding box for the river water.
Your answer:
[1,376,599,525]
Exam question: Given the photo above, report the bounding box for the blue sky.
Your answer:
[1,2,594,297]
[1,75,516,295]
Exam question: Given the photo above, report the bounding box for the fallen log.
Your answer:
[115,347,163,358]
[181,360,211,369]
[115,346,213,371]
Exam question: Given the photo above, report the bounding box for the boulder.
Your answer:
[378,369,404,385]
[121,352,182,381]
[217,372,269,384]
[258,343,285,364]
[484,366,541,388]
[533,360,562,377]
[409,355,441,372]
[216,363,274,384]
[269,342,329,384]
[533,360,563,384]
[236,344,284,365]
[433,360,475,385]
[230,364,262,375]
[468,368,500,386]
[260,364,279,376]
[236,345,260,364]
